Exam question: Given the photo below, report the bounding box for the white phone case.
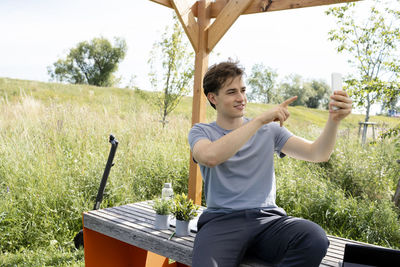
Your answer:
[331,73,342,110]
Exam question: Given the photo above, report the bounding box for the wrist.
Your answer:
[328,114,342,124]
[327,116,340,130]
[253,116,265,127]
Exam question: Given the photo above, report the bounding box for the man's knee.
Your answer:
[302,220,330,259]
[310,230,329,255]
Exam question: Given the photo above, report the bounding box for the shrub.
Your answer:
[152,198,172,215]
[171,193,199,221]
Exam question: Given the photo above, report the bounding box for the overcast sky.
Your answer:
[1,0,371,91]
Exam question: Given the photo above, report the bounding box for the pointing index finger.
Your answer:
[281,96,298,107]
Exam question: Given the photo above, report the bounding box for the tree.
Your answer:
[278,74,309,106]
[48,37,127,87]
[326,1,400,122]
[277,75,330,109]
[304,80,330,109]
[148,15,194,127]
[381,94,399,115]
[246,63,278,104]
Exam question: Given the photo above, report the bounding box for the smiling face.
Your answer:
[207,75,247,122]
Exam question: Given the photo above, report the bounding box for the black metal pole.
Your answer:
[93,134,118,210]
[74,134,119,249]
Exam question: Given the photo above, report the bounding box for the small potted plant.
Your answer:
[171,193,200,237]
[152,198,172,230]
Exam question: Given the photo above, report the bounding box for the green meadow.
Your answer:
[0,77,399,266]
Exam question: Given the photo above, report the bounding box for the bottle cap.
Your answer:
[164,183,172,188]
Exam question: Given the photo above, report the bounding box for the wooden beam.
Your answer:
[171,0,199,51]
[188,0,211,204]
[195,0,360,18]
[149,0,360,18]
[148,0,172,8]
[248,0,360,14]
[207,0,254,52]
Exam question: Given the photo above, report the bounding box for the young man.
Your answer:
[188,61,352,267]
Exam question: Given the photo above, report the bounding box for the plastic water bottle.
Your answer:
[161,183,174,200]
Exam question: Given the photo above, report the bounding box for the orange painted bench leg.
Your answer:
[83,227,175,267]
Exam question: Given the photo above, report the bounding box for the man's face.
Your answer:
[208,76,247,119]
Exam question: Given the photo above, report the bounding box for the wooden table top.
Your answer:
[83,200,380,267]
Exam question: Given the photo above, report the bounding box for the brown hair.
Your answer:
[203,60,244,109]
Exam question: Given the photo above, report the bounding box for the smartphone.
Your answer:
[331,73,342,110]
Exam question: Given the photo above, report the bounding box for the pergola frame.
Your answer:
[149,0,358,204]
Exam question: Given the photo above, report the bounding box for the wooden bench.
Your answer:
[83,200,379,267]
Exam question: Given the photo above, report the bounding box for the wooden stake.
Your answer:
[187,0,210,204]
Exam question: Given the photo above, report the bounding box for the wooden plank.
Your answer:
[205,0,360,18]
[246,0,360,14]
[171,0,199,51]
[207,0,254,51]
[326,247,344,257]
[88,209,173,239]
[99,208,196,244]
[322,253,342,263]
[110,207,198,242]
[94,203,201,241]
[150,0,360,18]
[328,234,382,249]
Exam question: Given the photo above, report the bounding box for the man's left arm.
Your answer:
[281,91,352,163]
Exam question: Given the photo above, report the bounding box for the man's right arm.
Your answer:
[192,118,263,167]
[192,96,298,167]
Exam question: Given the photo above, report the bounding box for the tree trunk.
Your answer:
[267,90,272,104]
[365,94,371,123]
[161,110,168,128]
[362,94,371,144]
[162,55,173,128]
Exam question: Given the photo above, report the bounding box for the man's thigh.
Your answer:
[192,211,250,267]
[192,210,285,267]
[248,215,329,266]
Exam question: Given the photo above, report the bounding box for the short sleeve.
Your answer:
[188,123,210,151]
[270,122,293,158]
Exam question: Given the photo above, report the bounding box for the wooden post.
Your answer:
[188,0,210,204]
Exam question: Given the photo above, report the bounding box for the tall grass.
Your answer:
[0,78,399,266]
[0,80,192,266]
[275,131,400,247]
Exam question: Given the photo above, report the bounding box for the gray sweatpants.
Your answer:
[192,209,329,267]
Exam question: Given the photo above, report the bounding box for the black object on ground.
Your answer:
[73,134,118,249]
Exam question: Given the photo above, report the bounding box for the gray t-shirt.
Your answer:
[188,118,293,213]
